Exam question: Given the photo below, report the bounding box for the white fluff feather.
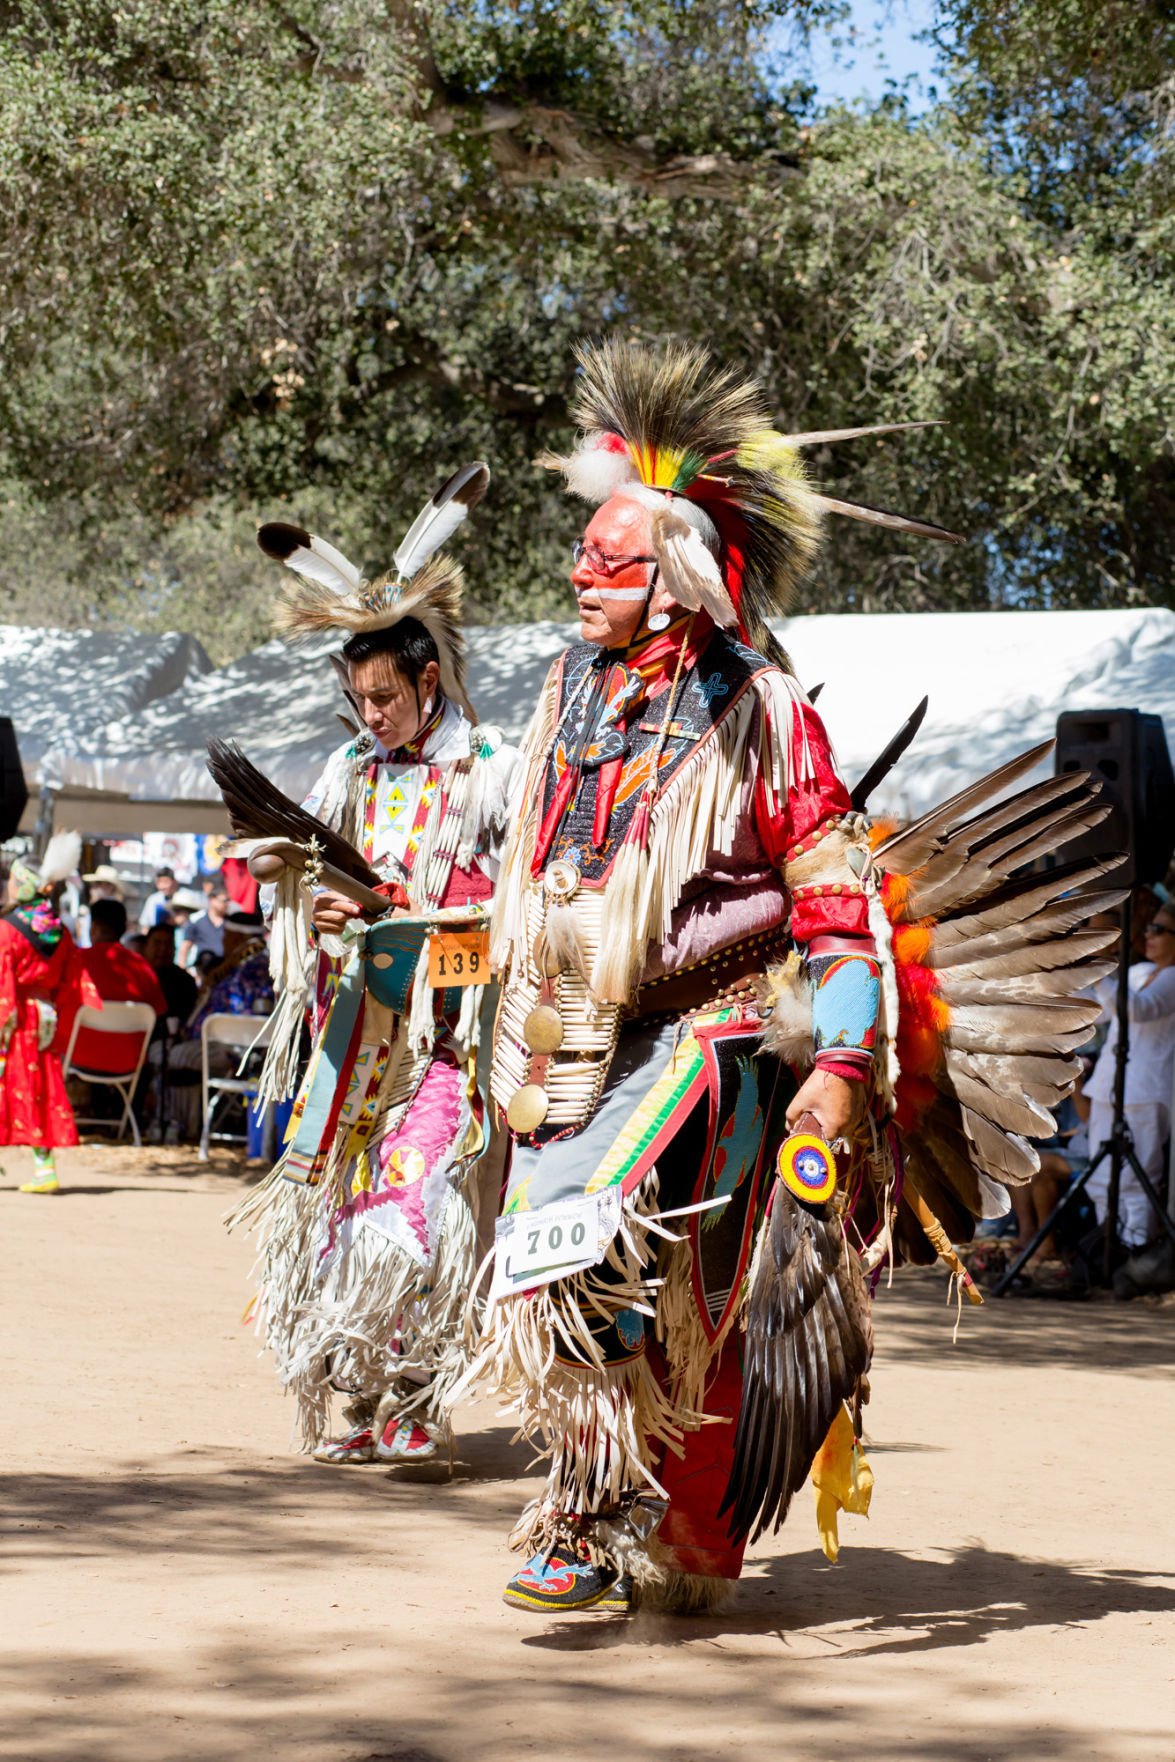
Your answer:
[563,436,639,504]
[39,830,82,887]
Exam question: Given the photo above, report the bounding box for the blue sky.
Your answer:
[780,0,944,113]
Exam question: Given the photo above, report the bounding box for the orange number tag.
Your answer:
[427,927,490,989]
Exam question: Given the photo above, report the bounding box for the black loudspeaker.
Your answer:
[0,718,28,842]
[1055,708,1175,888]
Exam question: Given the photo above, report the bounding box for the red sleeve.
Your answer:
[0,928,16,1037]
[754,692,870,941]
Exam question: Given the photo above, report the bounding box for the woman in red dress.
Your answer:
[0,833,97,1195]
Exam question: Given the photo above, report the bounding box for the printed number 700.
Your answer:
[526,1220,588,1257]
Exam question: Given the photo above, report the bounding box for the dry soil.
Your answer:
[3,1142,1174,1762]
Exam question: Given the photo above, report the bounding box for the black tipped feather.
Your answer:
[257,521,310,561]
[851,696,929,809]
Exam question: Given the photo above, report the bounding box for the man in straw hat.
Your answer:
[459,339,1119,1615]
[208,465,520,1470]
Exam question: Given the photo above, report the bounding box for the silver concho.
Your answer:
[542,859,581,902]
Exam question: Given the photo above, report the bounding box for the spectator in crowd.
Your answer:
[1005,1080,1094,1295]
[143,923,198,1026]
[138,866,179,932]
[73,898,166,1076]
[177,885,229,970]
[77,864,125,948]
[162,941,274,1139]
[81,864,124,904]
[1085,897,1175,1248]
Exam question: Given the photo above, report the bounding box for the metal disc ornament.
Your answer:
[506,1083,550,1134]
[777,1131,837,1205]
[542,859,581,902]
[523,1004,565,1054]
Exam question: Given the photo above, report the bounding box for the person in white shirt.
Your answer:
[1085,901,1175,1246]
[138,866,178,932]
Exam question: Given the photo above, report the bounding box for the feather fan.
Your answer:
[875,748,1126,1247]
[735,735,1127,1553]
[719,1185,871,1544]
[206,739,380,890]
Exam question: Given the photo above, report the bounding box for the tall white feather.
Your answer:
[393,462,490,582]
[284,534,362,594]
[39,830,82,886]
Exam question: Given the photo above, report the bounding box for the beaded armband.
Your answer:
[808,950,881,1072]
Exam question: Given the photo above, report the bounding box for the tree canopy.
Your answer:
[0,0,1170,659]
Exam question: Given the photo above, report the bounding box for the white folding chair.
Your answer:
[62,1002,157,1149]
[198,1012,275,1161]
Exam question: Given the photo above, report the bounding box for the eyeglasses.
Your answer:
[1144,922,1175,937]
[572,539,657,578]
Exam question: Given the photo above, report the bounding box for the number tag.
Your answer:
[427,927,490,990]
[490,1189,623,1301]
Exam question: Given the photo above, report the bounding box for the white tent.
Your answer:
[780,605,1175,819]
[17,607,1175,833]
[2,625,213,837]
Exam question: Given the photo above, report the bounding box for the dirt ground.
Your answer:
[3,1141,1174,1762]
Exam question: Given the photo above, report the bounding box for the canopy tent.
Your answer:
[3,625,214,838]
[781,606,1175,820]
[16,607,1175,835]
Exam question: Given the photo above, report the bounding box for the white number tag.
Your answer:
[490,1190,622,1301]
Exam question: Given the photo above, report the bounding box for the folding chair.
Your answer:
[62,1002,157,1149]
[198,1012,275,1162]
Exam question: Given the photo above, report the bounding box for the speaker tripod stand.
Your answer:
[992,896,1175,1298]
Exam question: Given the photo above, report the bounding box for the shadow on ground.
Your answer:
[522,1541,1175,1658]
[3,1556,1172,1762]
[0,1427,534,1575]
[876,1270,1175,1376]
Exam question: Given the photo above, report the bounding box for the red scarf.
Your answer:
[385,695,445,763]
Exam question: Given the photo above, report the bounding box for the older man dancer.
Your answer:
[463,339,1119,1616]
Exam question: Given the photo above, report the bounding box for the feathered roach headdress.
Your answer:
[257,462,490,722]
[542,339,961,655]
